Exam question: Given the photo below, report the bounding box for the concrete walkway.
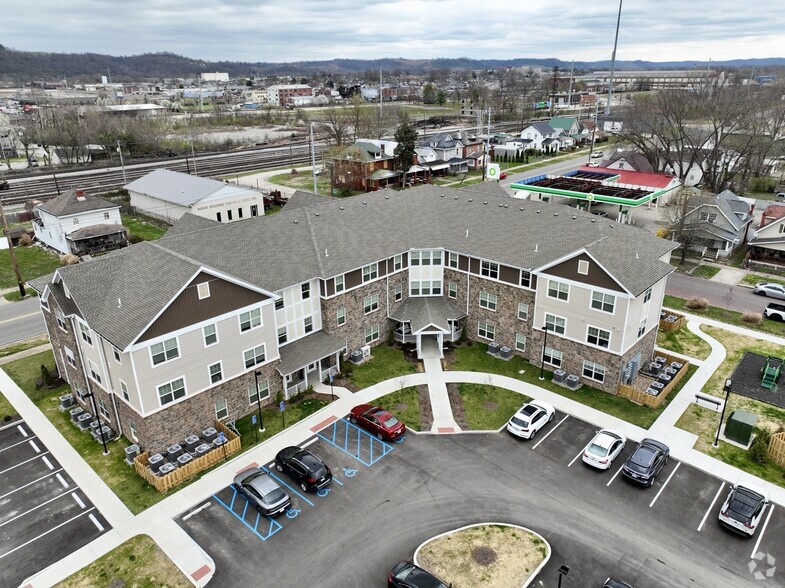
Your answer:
[710,267,747,285]
[0,342,51,366]
[420,337,460,433]
[3,313,785,586]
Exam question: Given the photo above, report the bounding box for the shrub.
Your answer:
[685,297,709,310]
[60,254,80,266]
[40,364,53,387]
[741,311,763,324]
[749,435,770,465]
[18,233,33,247]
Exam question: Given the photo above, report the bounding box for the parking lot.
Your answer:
[178,412,784,587]
[0,421,110,587]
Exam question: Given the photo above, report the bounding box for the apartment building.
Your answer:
[266,84,313,107]
[32,185,677,453]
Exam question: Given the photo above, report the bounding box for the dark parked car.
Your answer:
[350,404,406,441]
[274,446,332,492]
[233,468,291,516]
[388,561,450,588]
[603,579,633,588]
[621,438,670,486]
[0,178,9,190]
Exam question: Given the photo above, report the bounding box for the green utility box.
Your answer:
[725,410,757,446]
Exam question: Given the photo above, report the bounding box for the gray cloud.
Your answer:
[4,0,784,63]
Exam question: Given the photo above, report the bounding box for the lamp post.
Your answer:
[84,390,109,455]
[539,324,550,381]
[254,370,265,434]
[557,565,570,588]
[713,378,732,448]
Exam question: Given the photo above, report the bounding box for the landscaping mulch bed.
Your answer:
[417,385,434,431]
[446,383,470,430]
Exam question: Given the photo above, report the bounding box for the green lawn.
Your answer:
[56,534,189,588]
[373,386,422,431]
[4,289,38,302]
[268,172,335,195]
[121,214,167,241]
[741,273,785,288]
[347,345,417,390]
[234,393,330,447]
[0,392,15,421]
[692,265,721,279]
[664,295,785,336]
[0,246,60,289]
[0,335,48,359]
[457,384,529,430]
[451,343,694,428]
[656,328,712,360]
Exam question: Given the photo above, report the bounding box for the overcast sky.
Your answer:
[4,0,784,64]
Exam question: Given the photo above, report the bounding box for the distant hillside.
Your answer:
[1,45,783,83]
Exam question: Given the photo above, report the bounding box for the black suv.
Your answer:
[274,446,332,492]
[389,561,450,588]
[621,438,670,486]
[0,178,9,190]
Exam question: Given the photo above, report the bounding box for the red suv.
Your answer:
[350,404,406,441]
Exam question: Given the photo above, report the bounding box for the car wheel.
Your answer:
[530,428,537,439]
[350,416,357,424]
[549,412,554,422]
[276,463,283,472]
[756,291,766,296]
[377,432,383,440]
[300,482,308,493]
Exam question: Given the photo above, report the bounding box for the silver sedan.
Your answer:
[753,282,785,300]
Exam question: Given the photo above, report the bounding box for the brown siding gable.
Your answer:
[540,252,626,293]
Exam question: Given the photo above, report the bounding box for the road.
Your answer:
[665,272,768,314]
[0,296,46,346]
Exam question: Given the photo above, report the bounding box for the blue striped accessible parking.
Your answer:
[316,418,394,466]
[212,485,282,541]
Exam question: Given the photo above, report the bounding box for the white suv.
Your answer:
[718,483,769,536]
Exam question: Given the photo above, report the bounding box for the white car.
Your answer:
[506,401,555,439]
[590,151,604,159]
[582,429,626,470]
[586,161,600,167]
[718,483,769,536]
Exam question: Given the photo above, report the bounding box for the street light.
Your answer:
[83,390,109,455]
[557,564,570,588]
[539,324,550,381]
[254,370,266,434]
[713,378,732,448]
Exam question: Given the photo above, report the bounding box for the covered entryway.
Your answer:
[277,331,347,399]
[389,297,466,360]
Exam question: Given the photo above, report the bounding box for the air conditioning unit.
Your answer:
[184,435,201,453]
[498,346,512,360]
[89,419,101,433]
[202,427,218,444]
[124,444,140,466]
[177,453,194,467]
[70,406,84,423]
[59,394,75,410]
[148,453,165,473]
[658,374,672,384]
[650,381,665,390]
[552,370,567,384]
[194,443,212,458]
[166,443,183,461]
[77,413,93,430]
[487,342,501,356]
[213,435,228,448]
[670,361,684,371]
[93,426,113,442]
[565,374,581,390]
[350,350,363,364]
[361,345,371,358]
[159,462,176,476]
[648,362,663,376]
[645,387,660,396]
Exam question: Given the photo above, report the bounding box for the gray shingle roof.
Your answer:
[124,169,226,206]
[276,331,346,375]
[38,189,118,217]
[163,213,222,238]
[280,190,335,213]
[389,297,466,333]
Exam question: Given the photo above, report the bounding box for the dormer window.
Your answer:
[197,282,210,300]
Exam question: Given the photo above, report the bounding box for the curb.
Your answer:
[412,522,551,588]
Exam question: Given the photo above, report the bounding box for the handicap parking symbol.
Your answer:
[317,487,331,497]
[343,467,358,478]
[394,435,405,444]
[286,508,301,519]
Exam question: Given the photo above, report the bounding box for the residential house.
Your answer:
[673,189,754,258]
[416,132,481,175]
[332,141,400,192]
[32,184,677,453]
[603,151,656,173]
[33,188,127,255]
[748,204,785,268]
[548,116,588,144]
[266,85,313,107]
[125,169,267,225]
[519,123,561,153]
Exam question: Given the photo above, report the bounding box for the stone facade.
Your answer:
[321,278,392,352]
[42,298,91,407]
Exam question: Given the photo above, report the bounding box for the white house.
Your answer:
[125,169,267,225]
[519,123,560,152]
[33,188,127,255]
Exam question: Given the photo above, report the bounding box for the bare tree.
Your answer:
[665,187,718,264]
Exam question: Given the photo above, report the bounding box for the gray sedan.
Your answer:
[233,468,291,516]
[753,282,785,300]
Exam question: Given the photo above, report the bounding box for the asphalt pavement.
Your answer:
[0,296,46,346]
[665,272,769,314]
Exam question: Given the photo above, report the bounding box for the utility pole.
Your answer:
[116,140,127,184]
[379,69,383,118]
[482,108,491,181]
[605,0,624,116]
[310,122,317,194]
[550,66,559,116]
[567,60,574,109]
[0,199,26,297]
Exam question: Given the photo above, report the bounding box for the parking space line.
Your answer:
[29,440,41,453]
[316,418,394,466]
[261,467,315,507]
[0,469,62,500]
[606,463,625,487]
[0,508,95,560]
[88,513,105,532]
[301,437,318,448]
[71,492,86,509]
[698,482,725,532]
[56,473,69,488]
[183,502,211,521]
[531,415,569,450]
[750,505,775,559]
[17,425,28,438]
[332,477,344,486]
[212,489,282,542]
[0,490,71,528]
[0,436,38,453]
[568,446,586,467]
[42,456,54,470]
[649,462,680,508]
[0,452,51,476]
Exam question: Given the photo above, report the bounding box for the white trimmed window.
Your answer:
[363,294,379,314]
[128,420,138,442]
[335,274,345,293]
[547,280,569,301]
[545,313,566,335]
[277,326,287,344]
[643,286,652,303]
[543,346,562,367]
[209,362,223,384]
[583,360,606,382]
[448,252,459,268]
[244,344,267,369]
[517,302,529,321]
[478,321,495,340]
[362,263,378,282]
[79,322,93,346]
[65,347,76,368]
[304,316,313,333]
[275,297,284,310]
[479,291,497,311]
[203,323,218,347]
[515,333,526,352]
[215,399,229,420]
[88,360,102,384]
[248,378,270,404]
[158,377,186,406]
[120,379,130,401]
[587,326,611,348]
[638,318,647,338]
[591,291,615,313]
[301,282,311,299]
[365,324,380,343]
[448,282,458,299]
[578,260,589,275]
[480,260,499,279]
[55,310,67,331]
[239,308,262,332]
[40,297,50,312]
[520,270,531,288]
[393,255,402,271]
[431,250,442,265]
[151,337,179,366]
[98,398,110,419]
[113,347,121,363]
[394,283,403,301]
[411,280,441,296]
[197,282,210,300]
[337,306,346,326]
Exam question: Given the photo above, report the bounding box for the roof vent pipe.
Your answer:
[465,229,469,238]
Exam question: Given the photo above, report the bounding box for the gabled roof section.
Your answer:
[758,204,785,229]
[163,212,222,238]
[38,189,118,217]
[529,122,557,135]
[605,151,655,173]
[124,169,225,206]
[389,297,466,333]
[548,117,578,132]
[280,190,334,213]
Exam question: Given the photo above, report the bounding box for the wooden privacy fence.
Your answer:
[769,432,785,468]
[659,311,686,332]
[616,351,689,409]
[134,420,241,493]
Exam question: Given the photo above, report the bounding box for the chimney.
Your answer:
[75,189,86,201]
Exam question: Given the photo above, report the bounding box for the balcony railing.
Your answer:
[394,331,417,344]
[286,379,307,399]
[447,328,463,343]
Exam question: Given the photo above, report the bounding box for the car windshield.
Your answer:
[587,443,607,457]
[383,416,400,428]
[728,488,764,522]
[263,488,287,504]
[510,416,529,428]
